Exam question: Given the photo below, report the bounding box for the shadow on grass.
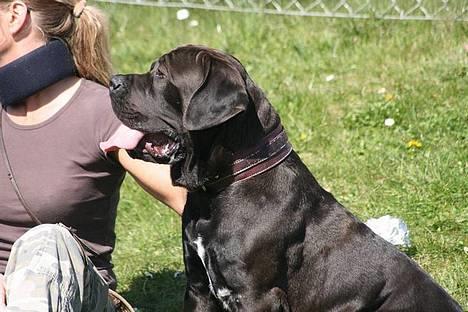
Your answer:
[120,269,186,312]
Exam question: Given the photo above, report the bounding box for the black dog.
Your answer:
[106,45,462,311]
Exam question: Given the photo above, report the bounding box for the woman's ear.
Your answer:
[7,1,30,37]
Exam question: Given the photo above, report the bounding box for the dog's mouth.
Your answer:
[99,124,183,164]
[133,132,181,164]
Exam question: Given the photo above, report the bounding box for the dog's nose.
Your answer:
[109,75,127,93]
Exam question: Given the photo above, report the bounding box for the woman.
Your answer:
[0,0,186,310]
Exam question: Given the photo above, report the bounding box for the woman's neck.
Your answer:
[0,37,45,68]
[6,76,82,125]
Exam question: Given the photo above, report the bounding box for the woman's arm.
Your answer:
[114,149,187,216]
[0,273,5,307]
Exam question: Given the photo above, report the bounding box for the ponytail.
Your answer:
[69,5,112,86]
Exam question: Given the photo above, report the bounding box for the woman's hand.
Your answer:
[114,149,187,215]
[0,273,6,308]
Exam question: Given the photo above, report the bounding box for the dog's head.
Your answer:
[103,45,279,190]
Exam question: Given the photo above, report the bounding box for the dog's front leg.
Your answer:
[246,287,290,312]
[182,235,222,311]
[184,284,220,312]
[267,288,290,312]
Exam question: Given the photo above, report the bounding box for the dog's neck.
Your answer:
[201,122,292,193]
[176,111,291,193]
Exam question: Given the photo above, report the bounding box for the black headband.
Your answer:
[0,39,76,108]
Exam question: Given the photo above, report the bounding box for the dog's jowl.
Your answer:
[102,45,462,312]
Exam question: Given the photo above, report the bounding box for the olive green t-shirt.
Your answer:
[0,79,125,287]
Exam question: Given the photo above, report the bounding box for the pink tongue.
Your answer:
[99,124,145,153]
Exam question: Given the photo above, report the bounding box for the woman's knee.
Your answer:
[7,223,85,277]
[12,224,74,251]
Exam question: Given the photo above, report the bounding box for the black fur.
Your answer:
[109,45,462,312]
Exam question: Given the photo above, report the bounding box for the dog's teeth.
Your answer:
[139,137,178,160]
[155,146,163,154]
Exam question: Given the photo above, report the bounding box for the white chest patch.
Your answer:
[193,236,206,262]
[193,236,215,293]
[217,287,232,298]
[193,236,234,310]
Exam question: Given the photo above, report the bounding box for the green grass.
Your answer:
[96,3,467,310]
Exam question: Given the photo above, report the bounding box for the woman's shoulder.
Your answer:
[74,79,123,143]
[79,79,110,101]
[74,79,113,114]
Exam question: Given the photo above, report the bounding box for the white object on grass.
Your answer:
[189,20,198,27]
[384,118,395,127]
[173,271,184,278]
[365,215,411,247]
[325,74,335,82]
[377,87,387,94]
[189,20,199,27]
[177,9,190,20]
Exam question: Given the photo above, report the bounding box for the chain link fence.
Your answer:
[96,0,467,21]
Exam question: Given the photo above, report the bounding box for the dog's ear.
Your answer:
[182,57,249,131]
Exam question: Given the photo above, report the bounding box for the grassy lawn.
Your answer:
[96,2,467,310]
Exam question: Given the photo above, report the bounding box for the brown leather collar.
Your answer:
[202,124,292,193]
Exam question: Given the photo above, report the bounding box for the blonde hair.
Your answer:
[1,0,112,86]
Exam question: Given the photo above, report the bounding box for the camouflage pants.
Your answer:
[4,224,115,311]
